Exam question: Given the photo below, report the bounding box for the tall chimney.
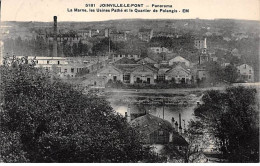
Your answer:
[179,113,182,134]
[53,16,58,57]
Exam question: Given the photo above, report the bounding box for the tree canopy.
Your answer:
[0,58,151,162]
[194,86,259,162]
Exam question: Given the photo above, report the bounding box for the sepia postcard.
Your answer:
[0,0,259,163]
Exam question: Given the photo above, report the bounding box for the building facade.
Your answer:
[237,64,254,82]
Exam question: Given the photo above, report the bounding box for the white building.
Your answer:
[237,64,254,82]
[14,56,91,78]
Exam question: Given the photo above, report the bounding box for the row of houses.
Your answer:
[82,56,194,87]
[82,51,255,88]
[12,56,108,78]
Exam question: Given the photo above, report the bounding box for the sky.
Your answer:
[1,0,260,22]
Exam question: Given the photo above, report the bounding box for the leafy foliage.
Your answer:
[194,86,259,162]
[0,58,150,162]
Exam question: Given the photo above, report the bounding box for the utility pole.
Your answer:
[162,98,165,119]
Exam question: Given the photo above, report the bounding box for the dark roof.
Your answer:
[130,114,189,146]
[130,114,173,135]
[96,64,123,74]
[115,64,140,73]
[171,132,189,146]
[114,57,137,65]
[137,57,157,64]
[143,64,159,72]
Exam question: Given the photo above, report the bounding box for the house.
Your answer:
[114,57,140,84]
[165,64,192,84]
[113,57,138,65]
[112,54,141,62]
[77,29,92,38]
[97,64,123,82]
[149,47,170,54]
[130,114,173,144]
[237,64,254,82]
[148,52,177,65]
[129,113,188,156]
[194,38,206,49]
[137,57,157,65]
[15,56,90,78]
[156,68,170,82]
[58,63,88,78]
[130,64,158,84]
[169,56,190,67]
[138,28,153,42]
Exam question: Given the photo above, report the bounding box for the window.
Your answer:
[159,130,164,136]
[249,70,251,74]
[47,60,49,64]
[113,76,117,81]
[64,69,67,73]
[136,77,141,83]
[123,74,130,83]
[157,75,165,81]
[249,75,251,79]
[71,68,74,73]
[58,61,60,65]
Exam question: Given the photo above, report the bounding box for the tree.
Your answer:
[92,38,117,55]
[205,61,223,85]
[223,64,239,83]
[194,86,259,162]
[0,58,151,162]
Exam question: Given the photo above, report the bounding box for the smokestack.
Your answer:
[179,113,182,134]
[53,16,58,57]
